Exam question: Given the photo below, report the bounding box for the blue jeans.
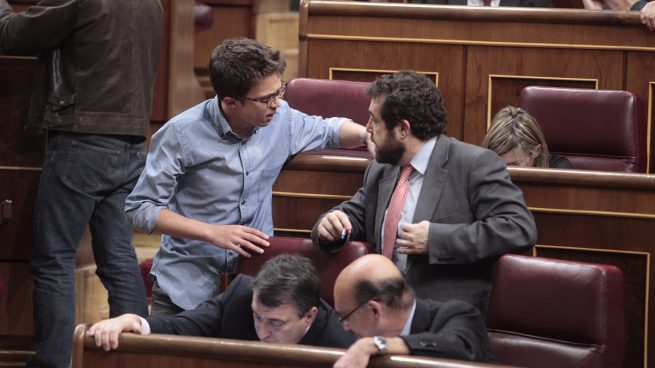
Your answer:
[28,133,148,368]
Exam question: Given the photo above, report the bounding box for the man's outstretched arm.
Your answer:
[87,314,144,351]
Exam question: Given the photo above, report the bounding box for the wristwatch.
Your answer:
[372,336,389,354]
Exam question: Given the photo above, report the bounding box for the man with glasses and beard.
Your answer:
[312,71,535,317]
[126,37,370,316]
[88,254,354,350]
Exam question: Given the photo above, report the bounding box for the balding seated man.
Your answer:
[87,254,354,350]
[333,254,494,368]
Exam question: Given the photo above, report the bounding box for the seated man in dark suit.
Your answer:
[332,254,494,368]
[88,254,354,350]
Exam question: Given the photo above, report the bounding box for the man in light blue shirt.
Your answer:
[126,38,368,315]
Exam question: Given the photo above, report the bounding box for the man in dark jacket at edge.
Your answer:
[0,1,162,367]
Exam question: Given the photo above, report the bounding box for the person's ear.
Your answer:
[535,144,542,156]
[368,300,383,319]
[222,96,240,108]
[303,306,318,325]
[397,119,411,139]
[530,145,543,162]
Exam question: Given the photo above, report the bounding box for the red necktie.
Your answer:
[483,0,492,5]
[383,166,413,259]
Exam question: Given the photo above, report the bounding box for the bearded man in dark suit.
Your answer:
[313,71,536,317]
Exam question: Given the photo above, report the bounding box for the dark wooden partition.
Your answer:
[298,0,655,173]
[0,1,43,343]
[272,158,655,368]
[71,324,512,368]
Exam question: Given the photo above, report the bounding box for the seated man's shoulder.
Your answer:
[195,274,254,311]
[421,298,484,321]
[224,274,254,296]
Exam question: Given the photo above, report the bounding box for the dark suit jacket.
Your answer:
[411,0,553,6]
[313,136,536,315]
[147,274,354,348]
[402,298,495,363]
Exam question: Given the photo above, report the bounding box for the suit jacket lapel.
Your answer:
[374,165,400,252]
[413,136,450,222]
[410,299,430,334]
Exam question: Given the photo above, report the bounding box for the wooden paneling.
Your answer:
[305,40,465,138]
[0,6,39,358]
[0,262,32,336]
[194,2,254,71]
[465,47,623,144]
[626,52,655,171]
[299,1,655,172]
[191,0,300,96]
[0,57,45,167]
[0,168,40,261]
[272,161,369,234]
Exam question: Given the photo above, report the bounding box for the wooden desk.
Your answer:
[298,0,655,173]
[72,324,512,368]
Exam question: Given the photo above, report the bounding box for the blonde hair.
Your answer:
[482,106,550,168]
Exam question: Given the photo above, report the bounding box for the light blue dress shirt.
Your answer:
[400,300,418,336]
[126,97,345,309]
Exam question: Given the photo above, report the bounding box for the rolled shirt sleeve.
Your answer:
[126,99,351,310]
[125,119,189,233]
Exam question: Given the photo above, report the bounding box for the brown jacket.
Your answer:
[0,0,162,137]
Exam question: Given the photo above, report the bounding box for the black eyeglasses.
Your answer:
[244,82,287,107]
[338,300,368,325]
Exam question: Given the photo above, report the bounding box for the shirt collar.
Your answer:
[400,300,417,336]
[209,97,259,141]
[409,136,438,175]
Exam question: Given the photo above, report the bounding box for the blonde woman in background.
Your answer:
[482,106,573,169]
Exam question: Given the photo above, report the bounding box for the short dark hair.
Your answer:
[352,274,415,311]
[366,71,447,140]
[208,37,286,101]
[252,254,321,316]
